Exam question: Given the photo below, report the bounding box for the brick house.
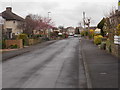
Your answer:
[1,7,24,39]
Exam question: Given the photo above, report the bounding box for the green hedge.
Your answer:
[0,40,6,49]
[17,33,28,46]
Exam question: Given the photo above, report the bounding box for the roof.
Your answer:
[2,8,24,21]
[66,27,74,29]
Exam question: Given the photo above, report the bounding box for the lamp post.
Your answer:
[48,12,51,19]
[83,12,86,29]
[47,12,51,39]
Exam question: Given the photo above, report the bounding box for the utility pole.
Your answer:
[48,12,51,19]
[83,12,86,28]
[47,12,51,39]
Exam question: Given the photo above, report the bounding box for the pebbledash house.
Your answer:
[1,7,24,39]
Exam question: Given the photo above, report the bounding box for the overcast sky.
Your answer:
[0,0,118,27]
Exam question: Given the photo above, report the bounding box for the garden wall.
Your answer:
[28,39,42,45]
[5,39,23,48]
[106,42,120,58]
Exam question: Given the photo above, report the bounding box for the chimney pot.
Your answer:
[6,7,12,12]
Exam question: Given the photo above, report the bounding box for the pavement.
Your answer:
[2,37,87,88]
[80,37,119,88]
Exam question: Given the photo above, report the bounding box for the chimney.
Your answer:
[6,7,12,12]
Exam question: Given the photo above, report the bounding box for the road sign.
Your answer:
[119,0,120,11]
[114,35,120,44]
[119,0,120,5]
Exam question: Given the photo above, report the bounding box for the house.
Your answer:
[102,10,120,58]
[66,27,75,35]
[103,10,120,41]
[1,7,24,39]
[0,13,5,39]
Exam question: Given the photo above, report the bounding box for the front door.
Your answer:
[6,28,12,39]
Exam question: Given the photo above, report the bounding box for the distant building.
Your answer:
[66,27,75,35]
[1,7,24,39]
[89,26,97,30]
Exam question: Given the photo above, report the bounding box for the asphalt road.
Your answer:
[2,37,86,88]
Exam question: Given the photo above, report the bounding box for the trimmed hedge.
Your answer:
[17,34,28,46]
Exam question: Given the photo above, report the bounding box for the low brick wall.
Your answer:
[5,39,23,48]
[28,39,42,45]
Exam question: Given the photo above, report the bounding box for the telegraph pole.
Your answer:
[83,12,85,28]
[48,12,51,19]
[47,12,51,39]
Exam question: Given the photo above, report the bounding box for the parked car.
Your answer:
[74,34,78,37]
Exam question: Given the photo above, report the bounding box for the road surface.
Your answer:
[2,37,87,88]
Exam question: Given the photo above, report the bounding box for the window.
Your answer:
[13,21,15,23]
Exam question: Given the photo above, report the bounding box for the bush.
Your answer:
[85,31,88,36]
[9,44,18,49]
[32,35,42,39]
[94,35,103,45]
[89,29,94,39]
[17,33,28,46]
[80,30,88,36]
[62,34,66,39]
[106,40,112,52]
[1,40,6,49]
[43,37,50,41]
[80,31,85,36]
[116,24,120,36]
[100,42,106,50]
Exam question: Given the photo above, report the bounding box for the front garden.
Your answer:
[80,23,120,58]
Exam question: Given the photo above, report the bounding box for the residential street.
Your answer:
[1,0,120,89]
[2,37,87,88]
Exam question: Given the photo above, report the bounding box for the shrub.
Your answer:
[17,33,28,46]
[1,40,6,49]
[116,24,120,36]
[85,31,88,36]
[80,31,85,36]
[9,44,18,49]
[80,30,88,36]
[32,35,42,39]
[89,29,94,39]
[94,35,103,45]
[106,40,112,52]
[43,37,49,41]
[62,34,66,38]
[100,42,106,50]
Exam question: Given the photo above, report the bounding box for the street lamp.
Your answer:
[47,12,51,39]
[48,12,51,19]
